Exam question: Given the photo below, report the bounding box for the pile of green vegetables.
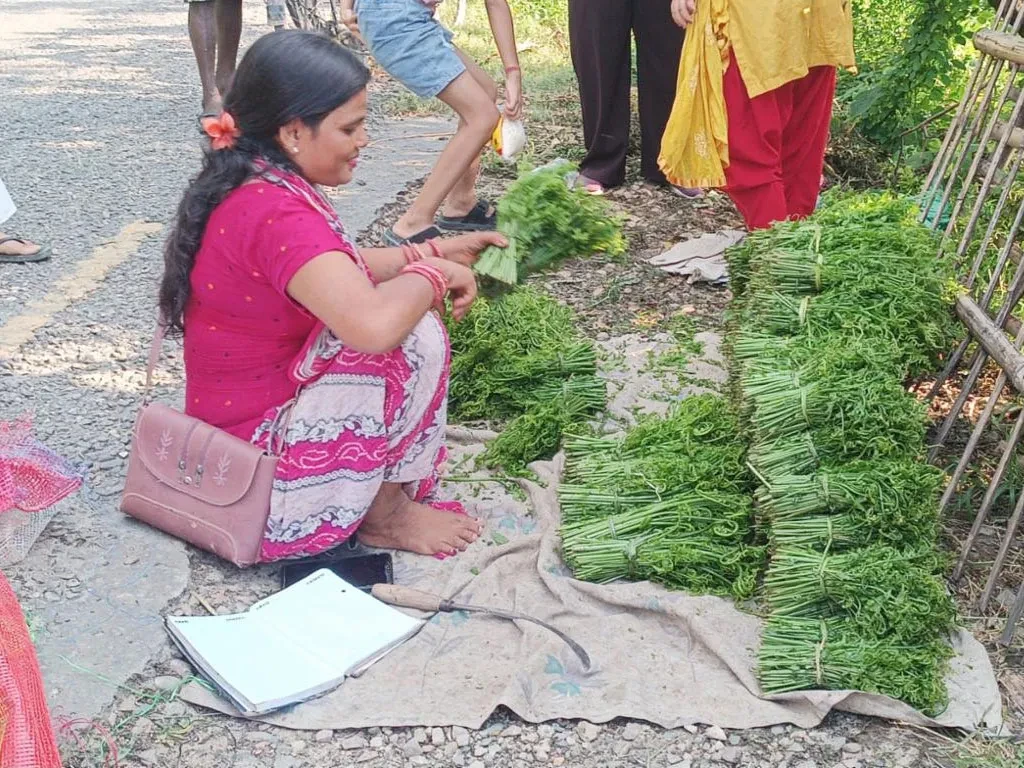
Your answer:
[558,394,764,600]
[446,287,605,475]
[725,191,959,715]
[475,164,626,286]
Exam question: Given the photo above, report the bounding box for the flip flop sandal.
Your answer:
[383,225,444,246]
[571,175,606,196]
[436,200,497,232]
[0,237,50,264]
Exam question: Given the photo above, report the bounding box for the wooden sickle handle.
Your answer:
[371,584,444,612]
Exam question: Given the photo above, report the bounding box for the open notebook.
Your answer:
[166,569,422,715]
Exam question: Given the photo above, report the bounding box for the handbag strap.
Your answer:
[143,320,167,403]
[142,320,297,458]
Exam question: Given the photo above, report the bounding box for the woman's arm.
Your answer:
[286,253,476,354]
[359,231,509,281]
[483,0,522,120]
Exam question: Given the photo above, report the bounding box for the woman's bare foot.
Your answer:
[359,485,482,557]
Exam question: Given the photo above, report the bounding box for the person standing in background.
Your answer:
[0,176,48,264]
[186,0,244,119]
[568,0,700,198]
[659,0,854,230]
[342,0,523,245]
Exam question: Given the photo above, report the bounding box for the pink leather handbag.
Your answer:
[120,324,289,567]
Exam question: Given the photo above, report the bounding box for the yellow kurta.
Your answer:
[659,0,855,189]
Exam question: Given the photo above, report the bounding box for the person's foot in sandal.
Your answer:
[383,225,444,247]
[436,200,496,232]
[572,174,607,196]
[0,232,49,264]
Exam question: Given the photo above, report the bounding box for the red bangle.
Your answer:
[505,65,520,74]
[426,239,445,260]
[400,263,449,306]
[401,243,423,265]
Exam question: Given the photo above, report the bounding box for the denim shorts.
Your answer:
[355,0,466,99]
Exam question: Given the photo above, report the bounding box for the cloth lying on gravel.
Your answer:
[182,333,1002,732]
[182,427,1001,732]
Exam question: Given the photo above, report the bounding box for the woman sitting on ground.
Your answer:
[159,30,505,562]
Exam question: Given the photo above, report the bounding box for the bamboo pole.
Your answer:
[954,295,1024,390]
[974,29,1024,66]
[925,193,1024,403]
[946,76,1022,257]
[979,417,1024,610]
[952,399,1024,583]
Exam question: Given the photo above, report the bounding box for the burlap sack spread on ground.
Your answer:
[182,334,1003,732]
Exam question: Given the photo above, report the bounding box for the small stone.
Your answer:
[474,746,487,757]
[166,659,193,677]
[576,722,601,742]
[770,726,786,736]
[523,730,539,744]
[369,736,384,749]
[453,726,471,747]
[422,745,435,754]
[503,725,523,738]
[720,746,743,764]
[164,701,186,717]
[273,756,300,768]
[431,727,446,746]
[414,728,428,744]
[342,736,367,750]
[613,741,632,757]
[469,761,486,768]
[137,749,160,765]
[843,743,863,755]
[314,729,333,743]
[538,725,555,739]
[453,753,467,768]
[131,717,155,740]
[43,591,60,602]
[706,725,727,742]
[444,742,458,758]
[997,588,1017,611]
[728,735,741,746]
[534,746,550,762]
[823,735,847,752]
[117,697,136,713]
[403,739,424,758]
[290,740,306,755]
[356,751,377,764]
[980,524,998,537]
[622,723,644,741]
[410,758,429,766]
[552,758,565,767]
[152,675,180,692]
[682,724,699,734]
[246,731,278,743]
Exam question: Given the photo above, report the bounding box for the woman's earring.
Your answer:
[291,146,299,154]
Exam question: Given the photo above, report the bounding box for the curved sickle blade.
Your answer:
[451,602,592,671]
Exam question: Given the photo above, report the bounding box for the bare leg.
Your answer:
[188,0,221,114]
[215,0,244,97]
[392,69,500,239]
[358,483,482,557]
[441,50,499,219]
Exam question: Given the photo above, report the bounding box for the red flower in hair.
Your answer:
[201,112,241,150]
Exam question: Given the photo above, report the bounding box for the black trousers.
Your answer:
[568,0,685,188]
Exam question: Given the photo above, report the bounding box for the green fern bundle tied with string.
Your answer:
[474,166,626,285]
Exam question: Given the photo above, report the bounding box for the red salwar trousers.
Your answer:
[722,53,837,230]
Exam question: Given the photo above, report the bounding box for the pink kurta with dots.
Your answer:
[183,181,340,438]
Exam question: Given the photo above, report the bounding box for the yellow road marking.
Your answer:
[0,220,163,359]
